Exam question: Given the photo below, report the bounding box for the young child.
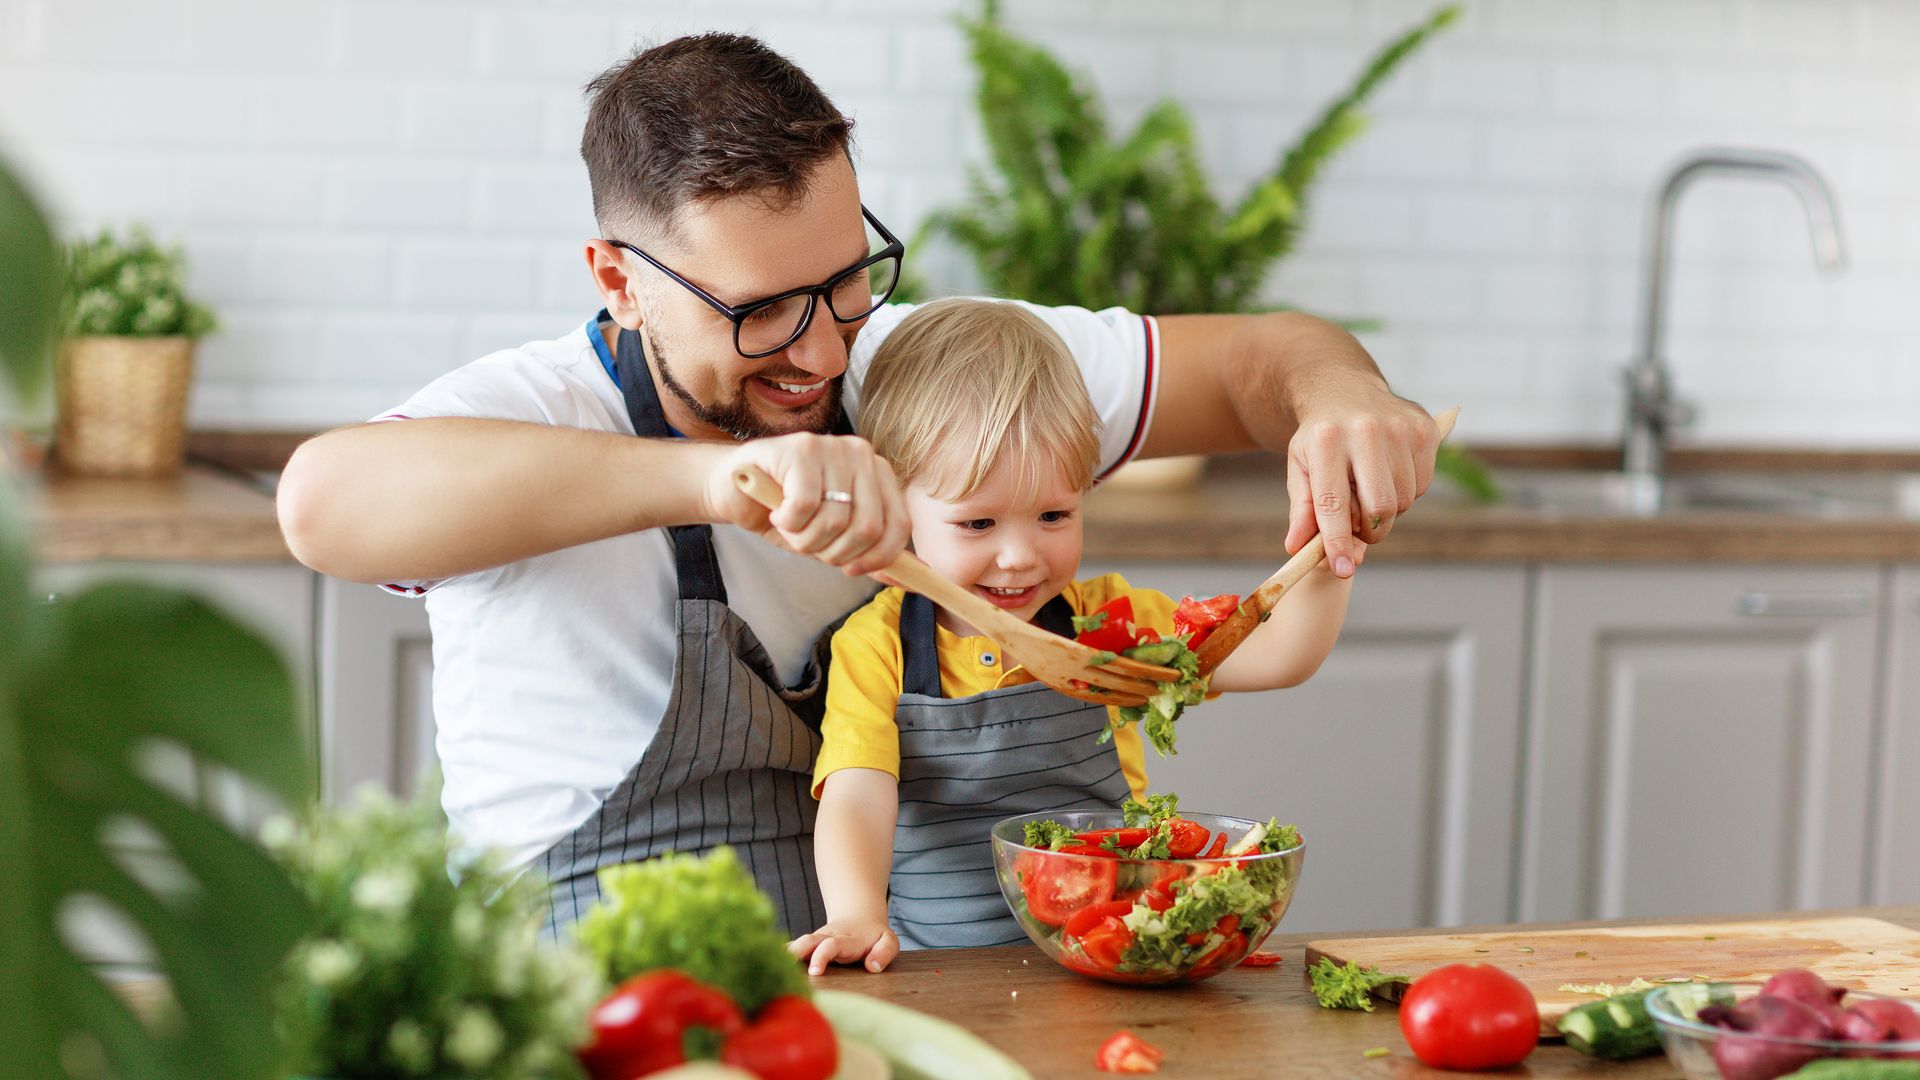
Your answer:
[788,299,1352,974]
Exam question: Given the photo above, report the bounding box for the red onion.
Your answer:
[1759,970,1847,1033]
[1704,996,1830,1080]
[1835,999,1920,1060]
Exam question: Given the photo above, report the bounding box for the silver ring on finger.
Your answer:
[822,489,854,505]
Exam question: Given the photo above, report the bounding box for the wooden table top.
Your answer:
[26,465,289,563]
[825,905,1920,1079]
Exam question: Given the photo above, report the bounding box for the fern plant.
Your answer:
[1,159,312,1080]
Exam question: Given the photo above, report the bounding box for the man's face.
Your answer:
[628,157,872,441]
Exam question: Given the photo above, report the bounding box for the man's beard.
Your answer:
[648,326,842,440]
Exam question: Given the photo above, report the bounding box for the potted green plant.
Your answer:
[2,158,315,1078]
[268,788,600,1080]
[904,2,1498,499]
[56,226,217,477]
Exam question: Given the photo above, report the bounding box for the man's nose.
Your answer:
[779,305,850,379]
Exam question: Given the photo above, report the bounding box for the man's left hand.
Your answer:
[1283,392,1439,578]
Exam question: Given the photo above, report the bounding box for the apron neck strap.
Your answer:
[899,591,1078,699]
[613,323,726,604]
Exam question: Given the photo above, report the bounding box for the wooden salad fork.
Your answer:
[733,467,1176,707]
[1191,407,1461,677]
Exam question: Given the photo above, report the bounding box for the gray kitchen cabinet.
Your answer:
[1517,565,1882,925]
[34,560,316,969]
[1084,560,1530,935]
[317,576,436,802]
[1872,566,1920,907]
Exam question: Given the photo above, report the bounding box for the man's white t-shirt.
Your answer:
[375,300,1162,868]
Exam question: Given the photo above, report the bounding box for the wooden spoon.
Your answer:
[1191,407,1461,677]
[732,466,1177,707]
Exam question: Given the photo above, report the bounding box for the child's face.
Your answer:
[904,453,1085,630]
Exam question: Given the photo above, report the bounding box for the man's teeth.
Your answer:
[765,378,825,393]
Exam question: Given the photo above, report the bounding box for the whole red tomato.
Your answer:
[1397,963,1539,1071]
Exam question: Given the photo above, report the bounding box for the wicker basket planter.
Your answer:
[55,335,195,477]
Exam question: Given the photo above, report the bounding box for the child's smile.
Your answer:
[903,453,1086,635]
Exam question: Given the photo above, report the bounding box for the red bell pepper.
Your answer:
[579,970,745,1080]
[1073,827,1152,850]
[1203,832,1228,859]
[721,995,838,1080]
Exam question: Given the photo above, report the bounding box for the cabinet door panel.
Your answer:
[1872,567,1920,905]
[318,577,436,801]
[1087,561,1527,933]
[1521,566,1880,923]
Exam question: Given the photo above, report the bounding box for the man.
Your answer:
[277,33,1439,934]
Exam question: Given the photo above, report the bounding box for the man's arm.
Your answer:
[276,417,909,584]
[1148,312,1440,577]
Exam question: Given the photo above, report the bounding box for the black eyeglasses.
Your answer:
[605,205,905,359]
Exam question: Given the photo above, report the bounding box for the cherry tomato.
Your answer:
[1398,963,1540,1071]
[1095,1030,1165,1074]
[1172,593,1240,649]
[1017,849,1119,926]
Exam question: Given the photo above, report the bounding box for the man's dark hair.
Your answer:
[581,33,855,242]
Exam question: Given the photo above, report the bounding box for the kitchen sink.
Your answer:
[1483,470,1920,519]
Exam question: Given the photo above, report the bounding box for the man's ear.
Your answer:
[584,240,643,330]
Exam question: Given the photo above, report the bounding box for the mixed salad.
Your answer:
[1071,593,1239,754]
[1008,793,1301,981]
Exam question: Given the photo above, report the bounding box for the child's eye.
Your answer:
[956,518,995,532]
[1040,510,1073,524]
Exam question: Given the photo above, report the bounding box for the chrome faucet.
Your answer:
[1625,149,1847,481]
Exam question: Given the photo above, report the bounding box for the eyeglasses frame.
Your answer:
[603,204,906,359]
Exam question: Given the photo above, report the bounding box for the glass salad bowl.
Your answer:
[1647,981,1920,1080]
[990,810,1304,986]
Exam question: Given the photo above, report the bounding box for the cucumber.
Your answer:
[1122,640,1186,666]
[1783,1062,1920,1080]
[1558,983,1732,1060]
[814,988,1033,1080]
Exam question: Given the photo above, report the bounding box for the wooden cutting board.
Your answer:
[1306,916,1920,1034]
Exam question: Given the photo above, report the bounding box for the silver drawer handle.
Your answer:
[1738,591,1870,618]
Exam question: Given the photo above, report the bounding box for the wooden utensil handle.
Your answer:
[732,465,1016,632]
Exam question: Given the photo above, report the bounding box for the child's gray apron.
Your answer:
[887,592,1133,949]
[537,324,847,939]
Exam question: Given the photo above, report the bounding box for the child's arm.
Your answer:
[1203,560,1354,693]
[788,767,901,974]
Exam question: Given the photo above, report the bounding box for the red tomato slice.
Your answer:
[1203,833,1228,859]
[1172,593,1240,649]
[1018,850,1119,926]
[1240,950,1285,967]
[1095,1031,1165,1074]
[1192,931,1247,976]
[1166,818,1210,858]
[1073,827,1152,850]
[1063,900,1135,941]
[1074,596,1141,654]
[1079,916,1135,970]
[1398,963,1540,1071]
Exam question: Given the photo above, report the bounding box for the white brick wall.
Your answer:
[2,0,1917,445]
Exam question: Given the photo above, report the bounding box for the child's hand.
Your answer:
[788,917,900,975]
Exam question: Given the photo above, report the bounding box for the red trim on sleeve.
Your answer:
[372,413,412,422]
[1097,315,1157,479]
[377,583,432,597]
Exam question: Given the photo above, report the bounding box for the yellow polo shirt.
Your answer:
[813,572,1176,800]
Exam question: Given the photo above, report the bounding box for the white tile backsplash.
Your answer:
[3,0,1917,446]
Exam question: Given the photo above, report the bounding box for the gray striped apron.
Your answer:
[888,591,1133,949]
[537,324,847,938]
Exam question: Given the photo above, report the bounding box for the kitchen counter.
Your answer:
[839,904,1920,1078]
[27,465,288,563]
[26,456,1920,566]
[1085,462,1920,564]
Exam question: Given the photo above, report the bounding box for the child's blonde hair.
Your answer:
[860,299,1101,502]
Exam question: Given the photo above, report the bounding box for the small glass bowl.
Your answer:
[990,810,1304,986]
[1648,981,1920,1079]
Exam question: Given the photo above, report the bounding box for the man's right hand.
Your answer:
[704,432,912,577]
